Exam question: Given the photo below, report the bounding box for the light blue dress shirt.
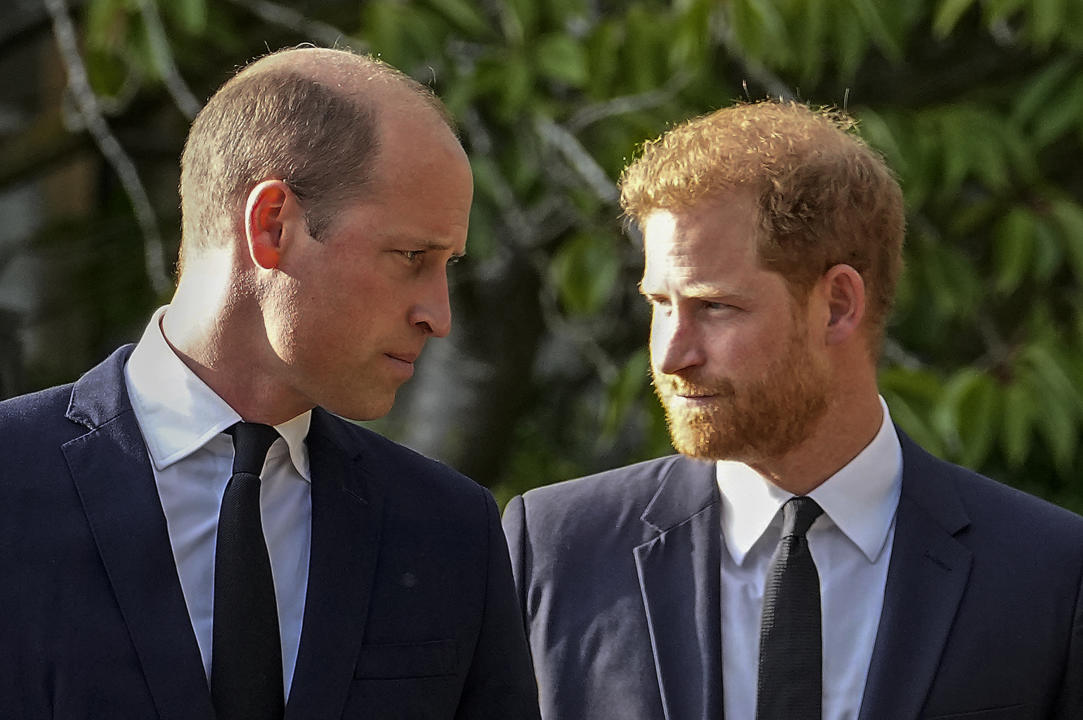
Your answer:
[717,398,903,720]
[123,307,312,699]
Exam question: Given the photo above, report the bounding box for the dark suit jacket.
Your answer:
[504,434,1083,720]
[0,346,541,720]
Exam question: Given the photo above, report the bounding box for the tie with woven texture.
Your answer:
[212,422,284,720]
[756,496,824,720]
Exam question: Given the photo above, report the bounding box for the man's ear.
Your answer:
[821,264,866,346]
[244,180,302,269]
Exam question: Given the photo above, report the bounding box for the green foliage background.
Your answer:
[3,0,1083,510]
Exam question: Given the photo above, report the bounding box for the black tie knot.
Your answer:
[782,496,823,539]
[227,422,279,476]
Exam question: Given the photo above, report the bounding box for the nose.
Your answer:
[652,307,705,375]
[410,270,452,338]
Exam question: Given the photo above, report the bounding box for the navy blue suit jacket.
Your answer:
[504,435,1083,719]
[0,346,540,720]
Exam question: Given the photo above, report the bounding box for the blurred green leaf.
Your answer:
[986,0,1026,23]
[1011,57,1077,127]
[954,371,1000,468]
[879,367,944,404]
[1049,198,1083,282]
[848,0,901,61]
[938,111,971,195]
[163,0,207,34]
[796,0,828,84]
[499,0,537,44]
[1022,343,1083,411]
[993,208,1034,295]
[86,0,128,51]
[856,108,906,175]
[625,4,668,93]
[426,0,491,38]
[831,2,867,79]
[1029,0,1067,48]
[1031,214,1064,282]
[602,348,650,439]
[1000,381,1037,467]
[933,0,977,38]
[934,368,999,465]
[729,0,791,67]
[1034,391,1078,472]
[881,388,945,457]
[1033,73,1083,146]
[585,21,622,99]
[670,0,713,69]
[551,234,621,315]
[534,33,589,88]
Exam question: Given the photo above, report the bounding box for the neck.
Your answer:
[749,379,884,496]
[162,257,312,425]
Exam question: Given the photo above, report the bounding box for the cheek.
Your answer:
[262,281,303,360]
[647,312,672,363]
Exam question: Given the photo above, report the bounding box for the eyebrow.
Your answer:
[639,281,748,303]
[387,234,467,259]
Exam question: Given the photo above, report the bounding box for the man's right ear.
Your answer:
[244,180,303,269]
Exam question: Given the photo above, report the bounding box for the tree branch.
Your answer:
[222,0,359,49]
[136,0,202,120]
[534,115,618,205]
[44,0,172,297]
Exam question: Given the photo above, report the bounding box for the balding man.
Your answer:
[0,48,540,720]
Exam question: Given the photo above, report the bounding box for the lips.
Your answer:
[386,351,419,364]
[672,393,718,402]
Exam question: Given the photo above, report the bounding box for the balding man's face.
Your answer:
[262,110,472,420]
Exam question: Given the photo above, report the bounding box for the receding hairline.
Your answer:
[228,46,455,132]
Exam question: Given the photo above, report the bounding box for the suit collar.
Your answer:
[636,455,724,720]
[64,345,215,720]
[640,455,719,533]
[859,430,973,720]
[66,345,137,429]
[890,428,970,536]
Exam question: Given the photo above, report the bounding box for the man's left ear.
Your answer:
[821,264,866,346]
[244,179,306,270]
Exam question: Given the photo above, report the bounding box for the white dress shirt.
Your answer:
[717,398,902,720]
[123,307,312,698]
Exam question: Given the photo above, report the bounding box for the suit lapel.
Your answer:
[63,346,213,720]
[285,409,383,719]
[859,432,972,720]
[634,456,724,720]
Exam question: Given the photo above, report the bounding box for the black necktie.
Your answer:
[756,496,824,720]
[212,422,284,720]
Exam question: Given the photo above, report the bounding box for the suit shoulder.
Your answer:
[317,410,489,504]
[524,455,681,506]
[0,383,79,438]
[515,455,693,540]
[906,438,1083,546]
[953,465,1083,541]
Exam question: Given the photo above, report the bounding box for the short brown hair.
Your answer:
[178,48,450,267]
[620,100,905,351]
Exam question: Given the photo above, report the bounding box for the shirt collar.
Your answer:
[716,397,902,565]
[124,306,312,481]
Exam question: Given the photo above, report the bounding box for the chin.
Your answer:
[324,392,397,422]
